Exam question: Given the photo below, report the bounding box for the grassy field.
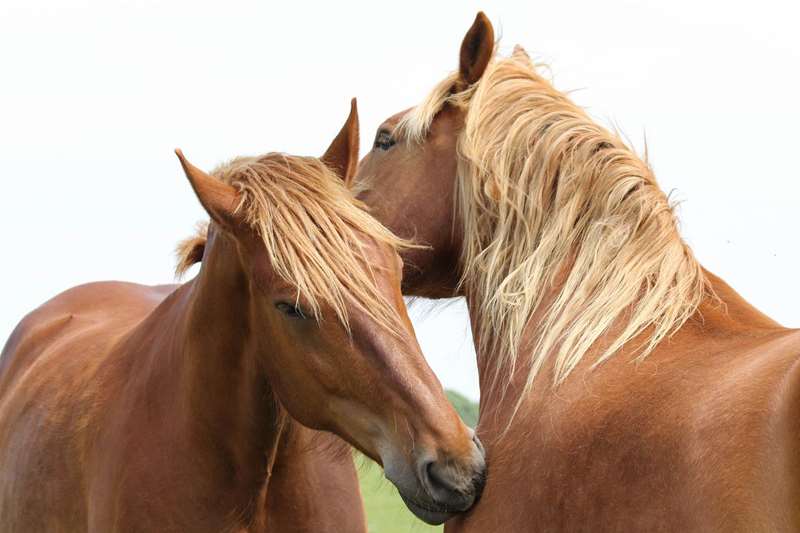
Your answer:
[358,460,442,533]
[357,390,477,533]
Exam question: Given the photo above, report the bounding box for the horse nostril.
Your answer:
[425,460,458,493]
[416,437,487,512]
[418,456,484,513]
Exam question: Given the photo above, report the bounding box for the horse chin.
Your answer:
[382,449,471,524]
[398,492,457,525]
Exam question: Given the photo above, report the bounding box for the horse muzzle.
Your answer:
[389,433,487,525]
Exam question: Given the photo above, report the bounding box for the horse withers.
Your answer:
[0,102,486,532]
[356,13,800,532]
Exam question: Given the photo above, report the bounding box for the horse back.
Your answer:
[0,281,175,530]
[0,281,175,393]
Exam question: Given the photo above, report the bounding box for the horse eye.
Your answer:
[374,131,396,151]
[275,302,307,319]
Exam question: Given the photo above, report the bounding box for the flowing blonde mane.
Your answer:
[398,49,711,391]
[177,153,408,334]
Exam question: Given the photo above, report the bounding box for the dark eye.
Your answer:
[374,130,396,151]
[275,302,308,319]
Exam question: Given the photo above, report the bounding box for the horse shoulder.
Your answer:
[683,328,800,530]
[763,329,800,528]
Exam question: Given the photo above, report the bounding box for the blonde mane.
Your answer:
[177,153,408,334]
[398,49,711,392]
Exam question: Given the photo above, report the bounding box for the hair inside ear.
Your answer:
[175,149,242,230]
[458,12,495,88]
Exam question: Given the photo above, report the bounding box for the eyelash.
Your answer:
[374,132,396,151]
[275,302,308,319]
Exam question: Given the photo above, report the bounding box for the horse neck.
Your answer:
[466,264,784,420]
[135,229,286,494]
[465,272,559,416]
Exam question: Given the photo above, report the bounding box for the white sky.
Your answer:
[1,1,798,400]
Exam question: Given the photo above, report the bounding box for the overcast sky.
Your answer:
[1,1,798,400]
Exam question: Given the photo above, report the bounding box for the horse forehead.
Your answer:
[361,238,401,271]
[431,105,465,134]
[383,108,413,129]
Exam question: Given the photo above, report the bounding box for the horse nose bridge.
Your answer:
[349,313,477,458]
[355,318,447,410]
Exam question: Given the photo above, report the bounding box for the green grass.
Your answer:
[444,390,479,429]
[357,390,478,533]
[358,460,442,533]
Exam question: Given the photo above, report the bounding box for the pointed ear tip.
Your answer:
[464,12,493,46]
[347,99,359,131]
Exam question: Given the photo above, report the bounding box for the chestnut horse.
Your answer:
[356,13,800,532]
[0,105,486,532]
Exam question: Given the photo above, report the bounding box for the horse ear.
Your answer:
[512,44,533,66]
[175,149,242,231]
[321,98,359,186]
[458,12,494,88]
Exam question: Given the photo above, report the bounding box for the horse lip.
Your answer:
[399,493,458,525]
[383,450,478,523]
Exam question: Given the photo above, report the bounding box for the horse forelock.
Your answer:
[402,50,712,406]
[175,153,410,335]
